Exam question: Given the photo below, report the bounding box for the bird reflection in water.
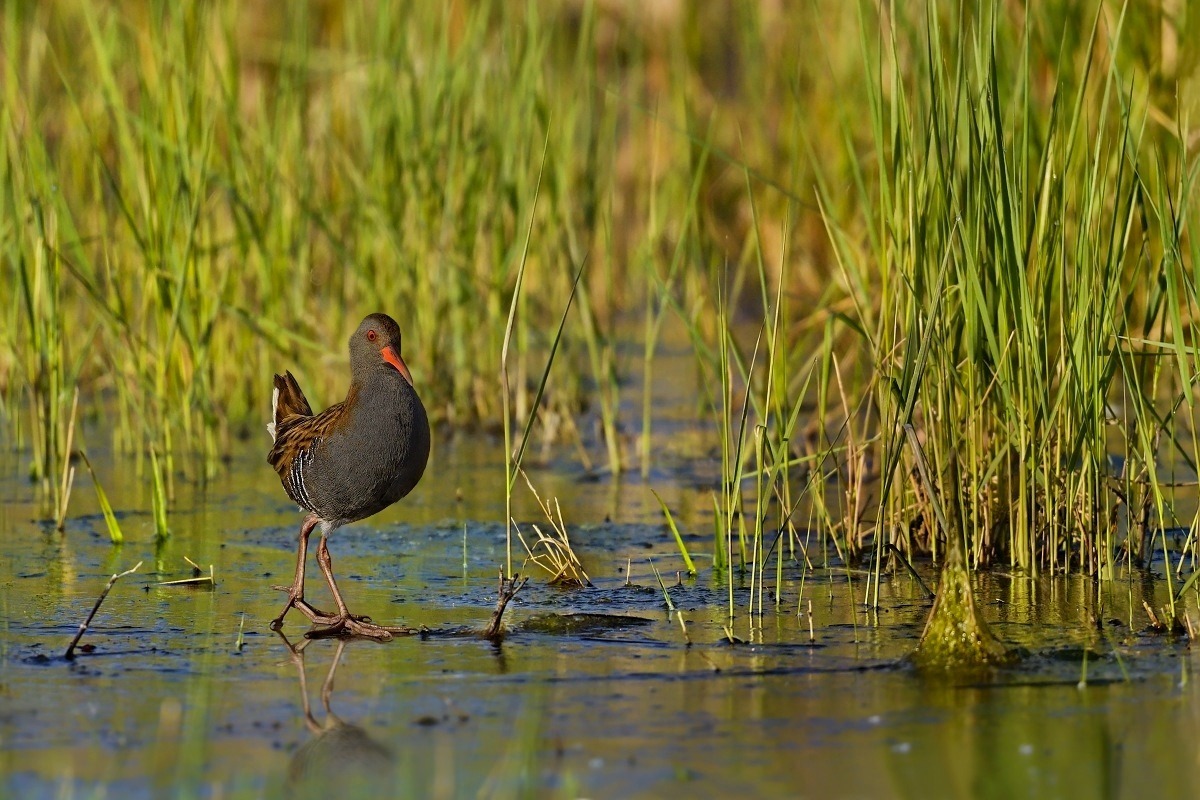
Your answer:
[277,631,397,798]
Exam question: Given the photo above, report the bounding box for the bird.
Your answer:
[267,313,430,640]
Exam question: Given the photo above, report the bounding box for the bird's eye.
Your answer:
[367,329,377,342]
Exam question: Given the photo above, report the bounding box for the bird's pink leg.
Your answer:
[306,530,414,641]
[270,515,337,629]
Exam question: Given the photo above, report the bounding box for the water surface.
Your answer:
[2,340,1198,798]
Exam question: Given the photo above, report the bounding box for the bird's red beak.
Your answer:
[381,345,413,386]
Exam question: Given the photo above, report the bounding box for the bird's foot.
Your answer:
[270,585,361,629]
[304,614,417,642]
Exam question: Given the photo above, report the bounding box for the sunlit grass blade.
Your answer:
[150,446,169,543]
[501,129,550,579]
[511,259,586,477]
[53,387,80,531]
[80,451,124,545]
[651,489,696,577]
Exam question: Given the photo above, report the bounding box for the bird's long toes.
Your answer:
[292,598,338,623]
[345,619,393,641]
[297,611,411,641]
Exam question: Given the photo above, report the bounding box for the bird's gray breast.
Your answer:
[308,380,429,524]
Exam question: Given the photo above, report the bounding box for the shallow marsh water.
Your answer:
[2,342,1200,798]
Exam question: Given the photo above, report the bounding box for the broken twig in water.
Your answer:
[482,570,527,640]
[64,561,143,660]
[156,556,215,587]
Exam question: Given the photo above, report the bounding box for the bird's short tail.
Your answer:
[268,371,314,441]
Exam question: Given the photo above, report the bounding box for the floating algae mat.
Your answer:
[2,430,1199,800]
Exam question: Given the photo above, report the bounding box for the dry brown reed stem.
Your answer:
[64,561,143,660]
[53,387,79,531]
[155,556,215,588]
[515,468,590,587]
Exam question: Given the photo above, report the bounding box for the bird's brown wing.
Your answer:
[267,382,358,507]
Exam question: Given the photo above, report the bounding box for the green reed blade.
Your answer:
[651,489,696,577]
[80,451,124,545]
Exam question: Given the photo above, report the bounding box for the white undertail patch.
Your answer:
[267,385,279,441]
[268,383,282,441]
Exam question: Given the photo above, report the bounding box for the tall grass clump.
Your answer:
[1,2,862,470]
[0,3,625,472]
[640,2,1200,636]
[4,0,1199,620]
[2,2,869,467]
[815,2,1200,586]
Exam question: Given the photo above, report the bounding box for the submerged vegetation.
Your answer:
[2,1,1200,630]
